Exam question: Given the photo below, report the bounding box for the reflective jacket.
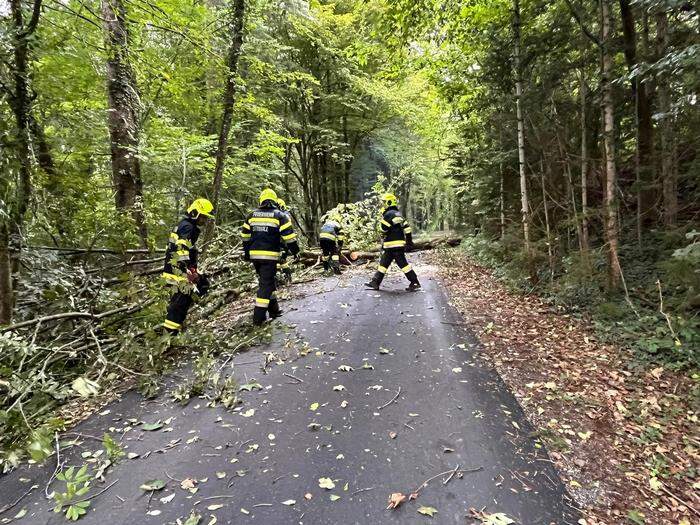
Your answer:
[319,220,345,247]
[163,216,199,284]
[241,203,300,261]
[380,206,413,249]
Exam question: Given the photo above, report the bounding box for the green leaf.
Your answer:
[140,479,166,491]
[141,422,163,431]
[183,512,202,525]
[417,505,438,517]
[627,510,646,525]
[71,377,100,397]
[239,382,263,392]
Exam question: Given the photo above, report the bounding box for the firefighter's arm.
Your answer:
[241,217,251,260]
[379,215,391,236]
[337,226,345,249]
[279,214,300,256]
[402,220,414,248]
[175,221,197,272]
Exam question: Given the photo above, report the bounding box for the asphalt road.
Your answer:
[0,261,579,524]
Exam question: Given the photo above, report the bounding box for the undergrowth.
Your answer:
[458,228,699,371]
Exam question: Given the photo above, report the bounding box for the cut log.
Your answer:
[297,235,462,265]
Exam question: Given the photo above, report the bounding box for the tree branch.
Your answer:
[562,0,601,47]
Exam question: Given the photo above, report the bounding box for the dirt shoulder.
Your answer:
[427,249,698,525]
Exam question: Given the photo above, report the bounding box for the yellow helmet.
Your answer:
[277,198,287,211]
[187,198,215,218]
[259,188,278,205]
[383,193,398,207]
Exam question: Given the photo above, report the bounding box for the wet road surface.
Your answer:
[0,262,579,524]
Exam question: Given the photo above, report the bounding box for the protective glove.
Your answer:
[187,268,200,283]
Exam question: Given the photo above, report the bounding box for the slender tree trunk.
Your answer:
[205,0,246,243]
[656,9,677,227]
[579,69,590,256]
[619,0,655,227]
[540,159,554,282]
[0,0,43,324]
[101,0,148,247]
[342,114,351,202]
[600,0,622,288]
[499,168,506,239]
[0,223,13,325]
[513,0,531,256]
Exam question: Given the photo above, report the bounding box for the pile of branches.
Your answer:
[0,226,251,472]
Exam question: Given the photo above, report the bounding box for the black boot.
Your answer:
[365,279,380,290]
[406,281,421,292]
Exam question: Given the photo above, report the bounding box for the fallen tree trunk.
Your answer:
[298,235,462,265]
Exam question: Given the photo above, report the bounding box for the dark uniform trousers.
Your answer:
[320,238,341,273]
[165,290,194,333]
[253,261,281,324]
[372,248,419,285]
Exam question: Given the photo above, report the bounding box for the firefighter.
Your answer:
[162,198,214,333]
[241,189,300,325]
[319,214,345,275]
[276,198,293,284]
[365,193,421,291]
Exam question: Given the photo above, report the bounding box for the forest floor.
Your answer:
[426,249,699,525]
[0,255,580,525]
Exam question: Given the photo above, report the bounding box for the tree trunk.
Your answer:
[540,159,554,282]
[656,9,677,227]
[513,0,531,256]
[204,0,246,244]
[499,167,506,239]
[579,69,590,256]
[0,224,13,325]
[619,0,655,227]
[101,0,148,247]
[0,0,43,324]
[342,114,351,202]
[600,0,622,289]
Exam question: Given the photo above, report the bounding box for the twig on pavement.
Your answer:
[72,479,119,505]
[378,386,401,410]
[412,466,482,495]
[442,464,460,485]
[45,432,64,499]
[0,484,37,515]
[283,372,303,383]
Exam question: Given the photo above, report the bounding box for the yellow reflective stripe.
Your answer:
[380,219,391,228]
[250,217,280,225]
[242,222,251,230]
[280,221,292,231]
[319,232,337,240]
[163,320,181,329]
[384,240,406,248]
[331,255,340,261]
[255,298,270,307]
[392,216,404,224]
[281,232,297,241]
[403,226,412,233]
[176,238,192,248]
[251,250,280,256]
[401,264,412,273]
[176,250,190,261]
[241,233,251,239]
[169,232,179,242]
[377,265,387,274]
[162,272,187,283]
